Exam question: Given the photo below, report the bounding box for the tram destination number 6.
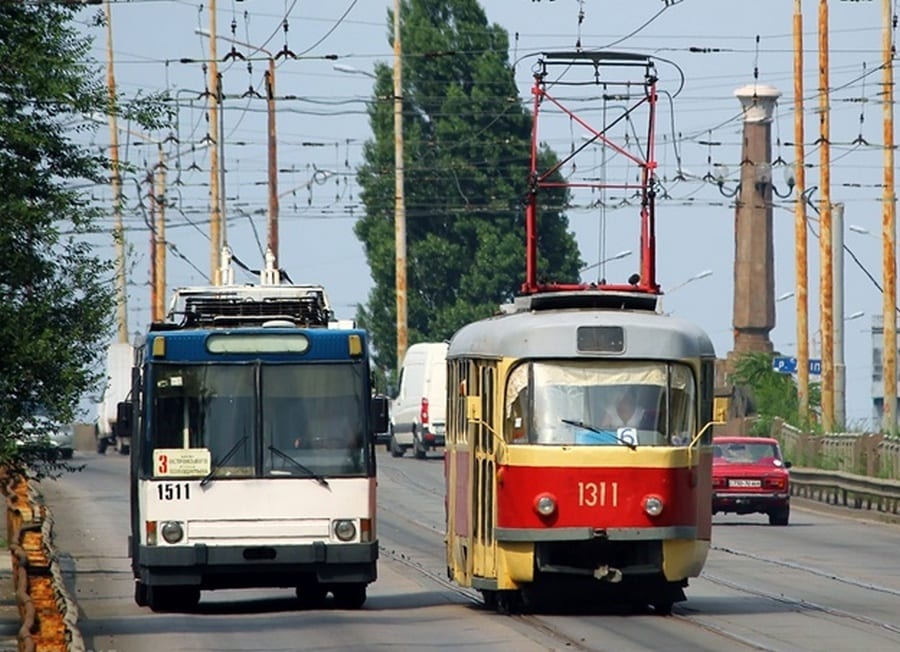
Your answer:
[577,481,618,508]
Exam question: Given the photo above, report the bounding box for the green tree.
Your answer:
[731,352,821,435]
[0,4,157,477]
[355,0,582,375]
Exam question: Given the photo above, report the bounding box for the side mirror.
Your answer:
[370,395,389,434]
[116,401,133,439]
[784,460,793,469]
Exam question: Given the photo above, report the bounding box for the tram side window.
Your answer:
[504,364,530,444]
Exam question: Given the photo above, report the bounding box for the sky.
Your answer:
[73,0,895,428]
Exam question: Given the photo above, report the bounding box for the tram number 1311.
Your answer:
[577,481,618,508]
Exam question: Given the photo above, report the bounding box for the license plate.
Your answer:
[728,478,761,488]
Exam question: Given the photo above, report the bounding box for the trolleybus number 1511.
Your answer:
[577,481,618,508]
[157,482,191,501]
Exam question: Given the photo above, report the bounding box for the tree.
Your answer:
[730,352,821,435]
[354,0,582,375]
[0,4,155,477]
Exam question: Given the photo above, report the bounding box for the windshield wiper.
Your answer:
[561,419,637,450]
[200,436,248,487]
[267,445,330,488]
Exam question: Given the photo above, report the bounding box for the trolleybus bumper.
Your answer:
[135,541,378,588]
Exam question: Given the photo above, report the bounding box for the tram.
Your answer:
[120,252,388,612]
[444,51,718,614]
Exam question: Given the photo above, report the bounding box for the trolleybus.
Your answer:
[120,255,388,612]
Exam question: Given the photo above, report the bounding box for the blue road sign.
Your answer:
[808,359,822,375]
[773,356,798,374]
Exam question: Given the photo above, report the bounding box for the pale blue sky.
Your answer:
[78,1,892,427]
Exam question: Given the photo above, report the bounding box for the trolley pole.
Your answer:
[882,0,897,432]
[818,0,834,432]
[793,0,810,424]
[393,0,408,369]
[104,1,127,343]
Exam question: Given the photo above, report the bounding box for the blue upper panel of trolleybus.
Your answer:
[145,328,367,363]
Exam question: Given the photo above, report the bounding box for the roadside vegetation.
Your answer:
[0,3,160,478]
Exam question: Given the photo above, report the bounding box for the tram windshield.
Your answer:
[145,362,369,477]
[504,360,696,446]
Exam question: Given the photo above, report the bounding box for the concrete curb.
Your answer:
[3,474,84,652]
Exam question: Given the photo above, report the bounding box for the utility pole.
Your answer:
[208,0,222,285]
[153,145,167,321]
[833,202,845,428]
[818,0,834,432]
[882,0,897,431]
[104,0,127,343]
[393,0,408,368]
[266,61,279,267]
[794,0,810,423]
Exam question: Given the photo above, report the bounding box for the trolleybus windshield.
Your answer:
[505,360,696,446]
[145,362,369,479]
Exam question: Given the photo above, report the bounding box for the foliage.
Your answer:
[731,352,821,435]
[0,4,155,477]
[354,0,582,373]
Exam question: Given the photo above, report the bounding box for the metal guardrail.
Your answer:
[790,467,900,516]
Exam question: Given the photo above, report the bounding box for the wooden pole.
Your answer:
[818,0,834,431]
[154,145,167,321]
[208,0,221,284]
[105,1,127,343]
[883,0,897,431]
[794,0,810,423]
[393,0,408,368]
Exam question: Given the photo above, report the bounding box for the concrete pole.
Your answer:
[882,0,897,431]
[818,0,834,432]
[266,59,279,268]
[104,1,128,343]
[393,0,408,369]
[208,0,221,285]
[793,0,810,423]
[833,202,845,429]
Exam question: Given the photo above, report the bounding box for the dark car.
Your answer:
[712,436,791,525]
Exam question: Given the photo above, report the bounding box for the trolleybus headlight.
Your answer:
[643,495,664,517]
[333,519,357,542]
[534,493,557,517]
[161,521,185,544]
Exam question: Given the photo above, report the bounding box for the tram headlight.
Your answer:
[533,493,557,517]
[333,519,357,542]
[161,521,185,544]
[643,495,664,517]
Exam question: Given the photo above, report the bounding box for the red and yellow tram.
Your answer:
[444,295,717,613]
[444,51,718,614]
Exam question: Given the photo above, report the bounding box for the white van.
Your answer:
[389,342,448,459]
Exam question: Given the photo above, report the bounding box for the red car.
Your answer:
[712,436,792,525]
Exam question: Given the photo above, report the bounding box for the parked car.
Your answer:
[390,342,448,459]
[712,436,791,525]
[17,413,75,461]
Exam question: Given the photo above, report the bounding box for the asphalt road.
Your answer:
[35,448,900,652]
